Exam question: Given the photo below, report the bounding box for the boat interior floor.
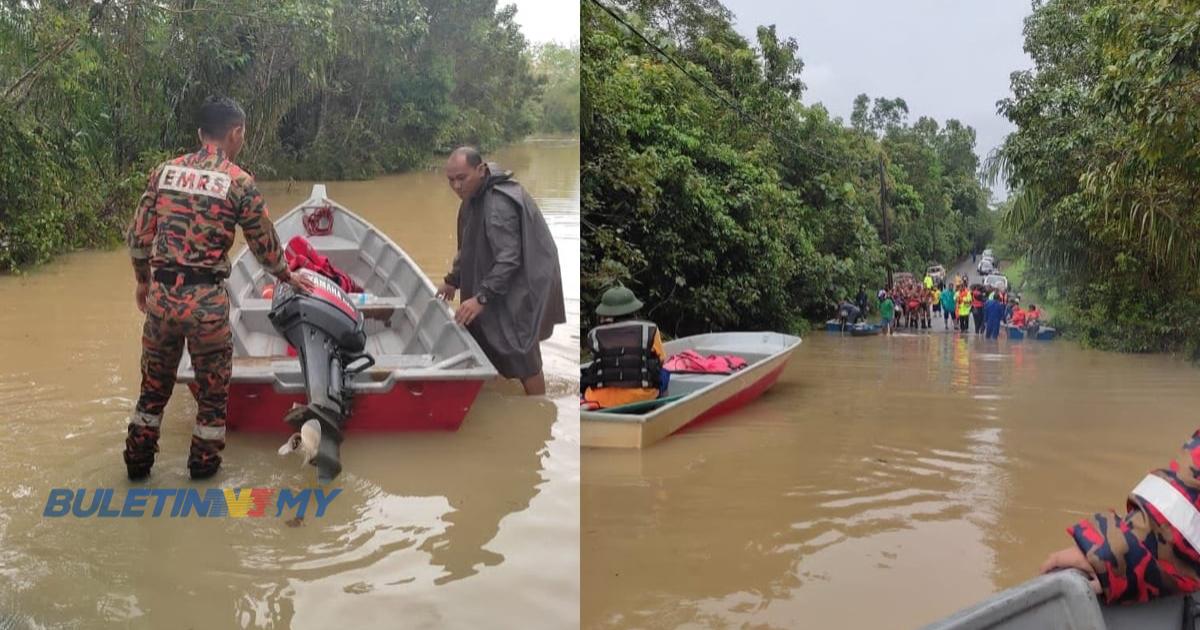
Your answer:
[223,230,479,373]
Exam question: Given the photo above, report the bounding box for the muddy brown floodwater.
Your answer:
[582,331,1200,628]
[0,138,579,628]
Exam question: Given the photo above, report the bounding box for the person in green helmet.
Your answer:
[581,285,667,410]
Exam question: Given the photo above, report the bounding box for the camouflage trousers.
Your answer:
[125,281,231,477]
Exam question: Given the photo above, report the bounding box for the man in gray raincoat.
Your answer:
[436,147,566,395]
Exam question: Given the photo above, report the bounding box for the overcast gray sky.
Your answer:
[723,1,1032,194]
[508,0,580,44]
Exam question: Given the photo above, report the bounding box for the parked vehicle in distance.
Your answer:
[926,264,946,284]
[982,248,994,258]
[984,274,1008,292]
[977,259,994,274]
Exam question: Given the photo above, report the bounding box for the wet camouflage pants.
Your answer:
[125,282,231,475]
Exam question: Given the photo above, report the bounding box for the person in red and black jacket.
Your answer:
[1041,431,1200,603]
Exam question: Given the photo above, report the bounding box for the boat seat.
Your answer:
[668,373,727,383]
[356,297,408,314]
[367,353,436,369]
[291,234,360,251]
[666,372,727,397]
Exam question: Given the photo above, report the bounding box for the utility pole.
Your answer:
[927,204,937,275]
[878,151,893,288]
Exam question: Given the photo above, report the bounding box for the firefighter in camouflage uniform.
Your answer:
[124,96,311,480]
[1042,429,1200,604]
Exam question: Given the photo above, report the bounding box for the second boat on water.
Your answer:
[582,331,801,448]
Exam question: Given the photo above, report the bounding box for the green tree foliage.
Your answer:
[582,0,994,335]
[0,0,554,271]
[993,0,1200,356]
[530,42,580,134]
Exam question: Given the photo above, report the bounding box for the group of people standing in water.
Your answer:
[871,273,1043,338]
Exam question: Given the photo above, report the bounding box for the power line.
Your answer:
[587,0,864,171]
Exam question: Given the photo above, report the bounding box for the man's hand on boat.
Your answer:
[436,282,458,302]
[454,297,484,326]
[1040,545,1102,594]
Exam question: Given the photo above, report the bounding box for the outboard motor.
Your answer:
[268,268,374,483]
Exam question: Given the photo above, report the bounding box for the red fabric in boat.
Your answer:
[284,235,363,293]
[663,350,748,374]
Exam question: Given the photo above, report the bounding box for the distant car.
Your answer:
[984,274,1008,292]
[982,248,994,258]
[977,259,995,274]
[926,265,946,284]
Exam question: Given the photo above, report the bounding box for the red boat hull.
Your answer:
[188,380,486,432]
[695,362,787,422]
[683,361,789,432]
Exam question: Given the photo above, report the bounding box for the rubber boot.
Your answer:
[188,437,223,480]
[123,424,160,481]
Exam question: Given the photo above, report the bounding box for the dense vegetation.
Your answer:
[0,1,578,272]
[993,0,1200,357]
[582,0,995,335]
[532,41,581,135]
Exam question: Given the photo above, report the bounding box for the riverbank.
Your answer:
[0,1,578,272]
[997,256,1055,322]
[0,134,579,275]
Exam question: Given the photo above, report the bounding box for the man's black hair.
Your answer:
[450,146,484,167]
[199,96,246,138]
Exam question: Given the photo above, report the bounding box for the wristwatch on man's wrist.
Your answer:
[476,292,488,305]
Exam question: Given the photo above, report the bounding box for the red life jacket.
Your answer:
[664,350,747,374]
[284,235,363,294]
[582,321,662,389]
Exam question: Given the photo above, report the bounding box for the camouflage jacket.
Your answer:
[1070,430,1200,603]
[126,144,287,279]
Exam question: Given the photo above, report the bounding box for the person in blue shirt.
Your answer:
[939,284,955,330]
[984,294,1005,339]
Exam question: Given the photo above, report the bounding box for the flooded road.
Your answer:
[582,331,1200,628]
[0,138,579,628]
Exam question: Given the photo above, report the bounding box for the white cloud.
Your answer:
[505,0,580,45]
[803,62,835,88]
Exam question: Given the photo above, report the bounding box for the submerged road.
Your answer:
[583,305,1200,628]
